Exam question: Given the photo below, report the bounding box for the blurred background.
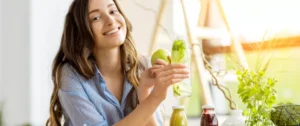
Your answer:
[0,0,300,125]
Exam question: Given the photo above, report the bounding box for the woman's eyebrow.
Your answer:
[88,3,115,15]
[89,9,100,15]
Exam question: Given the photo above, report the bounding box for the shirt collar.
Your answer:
[94,64,105,81]
[94,63,133,92]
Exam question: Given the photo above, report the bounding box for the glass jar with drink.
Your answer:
[200,105,218,126]
[170,105,188,126]
[171,39,192,98]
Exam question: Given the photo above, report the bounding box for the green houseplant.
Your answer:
[236,69,277,126]
[227,34,289,126]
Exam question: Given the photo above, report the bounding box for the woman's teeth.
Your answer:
[104,28,118,35]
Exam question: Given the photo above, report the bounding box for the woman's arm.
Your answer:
[138,87,160,126]
[137,56,164,126]
[137,57,170,126]
[60,63,188,126]
[60,79,163,126]
[138,56,161,126]
[113,63,189,126]
[113,92,162,126]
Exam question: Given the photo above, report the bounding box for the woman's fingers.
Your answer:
[157,77,186,86]
[157,68,189,77]
[151,63,186,76]
[163,63,186,71]
[166,78,184,86]
[157,72,189,86]
[151,61,186,76]
[153,59,169,66]
[152,63,190,88]
[163,74,189,82]
[150,65,164,77]
[151,65,164,69]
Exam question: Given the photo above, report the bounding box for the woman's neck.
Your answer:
[93,47,123,76]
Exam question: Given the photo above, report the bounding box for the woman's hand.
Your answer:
[138,56,189,102]
[149,63,189,102]
[139,60,168,87]
[138,59,169,102]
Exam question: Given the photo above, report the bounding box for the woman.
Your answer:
[46,0,189,126]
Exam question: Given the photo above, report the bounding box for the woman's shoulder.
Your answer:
[59,63,86,91]
[61,63,80,79]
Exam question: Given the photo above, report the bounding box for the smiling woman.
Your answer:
[88,1,127,49]
[46,0,190,126]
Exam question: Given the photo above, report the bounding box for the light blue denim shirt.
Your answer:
[58,63,163,126]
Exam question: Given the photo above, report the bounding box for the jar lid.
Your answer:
[172,105,185,109]
[202,104,215,109]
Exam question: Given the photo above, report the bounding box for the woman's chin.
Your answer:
[102,41,125,49]
[112,39,125,46]
[94,36,126,49]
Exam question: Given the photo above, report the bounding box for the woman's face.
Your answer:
[88,0,127,50]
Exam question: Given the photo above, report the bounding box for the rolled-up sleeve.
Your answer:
[58,65,108,126]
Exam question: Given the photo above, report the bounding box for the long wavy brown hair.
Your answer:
[46,0,145,125]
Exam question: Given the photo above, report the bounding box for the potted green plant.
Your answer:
[236,69,277,126]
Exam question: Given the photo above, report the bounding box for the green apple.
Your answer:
[151,49,171,65]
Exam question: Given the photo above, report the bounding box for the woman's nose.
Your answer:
[106,15,115,27]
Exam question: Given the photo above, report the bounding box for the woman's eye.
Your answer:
[110,10,119,14]
[93,16,100,21]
